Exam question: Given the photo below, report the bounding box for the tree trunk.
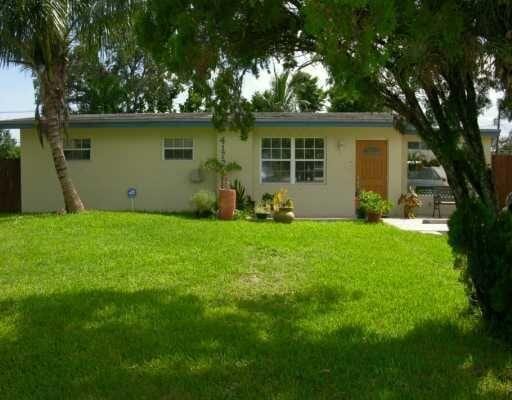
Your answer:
[41,71,85,213]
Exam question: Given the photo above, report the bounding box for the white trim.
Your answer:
[259,137,326,184]
[260,137,292,184]
[63,138,92,161]
[162,137,195,161]
[294,137,326,184]
[291,139,296,184]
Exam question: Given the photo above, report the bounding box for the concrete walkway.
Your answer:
[383,218,449,235]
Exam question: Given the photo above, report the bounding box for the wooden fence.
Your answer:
[493,154,512,208]
[0,159,21,213]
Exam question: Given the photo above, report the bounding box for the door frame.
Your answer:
[355,140,389,199]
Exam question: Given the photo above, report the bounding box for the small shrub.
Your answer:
[230,179,255,211]
[233,209,251,220]
[358,191,393,215]
[190,190,217,217]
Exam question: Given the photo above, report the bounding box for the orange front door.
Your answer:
[356,140,389,199]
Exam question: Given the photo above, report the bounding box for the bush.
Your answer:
[190,190,217,217]
[358,191,393,215]
[230,179,254,211]
[449,199,512,337]
[356,206,366,219]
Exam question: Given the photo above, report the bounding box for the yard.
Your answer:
[0,212,511,399]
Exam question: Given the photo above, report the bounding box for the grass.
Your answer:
[0,212,511,399]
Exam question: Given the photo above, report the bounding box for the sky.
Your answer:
[0,64,510,143]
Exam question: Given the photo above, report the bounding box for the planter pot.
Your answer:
[218,188,236,220]
[255,213,270,221]
[366,212,382,223]
[273,207,295,224]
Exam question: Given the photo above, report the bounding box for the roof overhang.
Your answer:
[0,112,394,129]
[402,127,500,138]
[0,112,499,137]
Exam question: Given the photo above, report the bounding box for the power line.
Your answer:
[0,110,33,114]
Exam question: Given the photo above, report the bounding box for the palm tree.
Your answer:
[251,69,300,112]
[0,1,132,212]
[251,68,325,112]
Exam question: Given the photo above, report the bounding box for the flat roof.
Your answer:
[0,112,499,136]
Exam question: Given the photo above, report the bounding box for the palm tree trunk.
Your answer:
[42,74,85,213]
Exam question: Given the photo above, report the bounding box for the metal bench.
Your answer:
[432,187,455,218]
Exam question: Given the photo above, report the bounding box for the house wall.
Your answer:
[20,125,494,218]
[221,126,404,218]
[21,127,218,212]
[21,125,405,217]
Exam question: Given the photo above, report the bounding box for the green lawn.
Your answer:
[0,212,511,399]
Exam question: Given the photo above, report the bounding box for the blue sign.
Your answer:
[127,188,137,199]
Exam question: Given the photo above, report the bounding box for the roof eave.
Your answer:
[0,118,394,129]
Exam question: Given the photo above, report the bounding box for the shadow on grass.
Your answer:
[0,288,510,399]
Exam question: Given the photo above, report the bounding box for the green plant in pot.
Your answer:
[358,191,393,223]
[254,202,271,220]
[398,186,422,219]
[230,179,254,211]
[203,158,242,220]
[272,189,295,223]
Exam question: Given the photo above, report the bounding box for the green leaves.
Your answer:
[251,69,326,113]
[203,157,242,188]
[0,130,20,160]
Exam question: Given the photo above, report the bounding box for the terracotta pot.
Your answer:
[273,207,295,224]
[218,188,236,220]
[366,212,382,223]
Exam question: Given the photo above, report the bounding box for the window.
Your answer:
[408,168,442,180]
[261,138,291,183]
[295,138,325,183]
[64,139,91,160]
[408,141,429,151]
[164,138,193,160]
[261,137,325,184]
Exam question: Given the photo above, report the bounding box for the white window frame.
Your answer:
[63,138,91,161]
[162,138,195,161]
[260,137,326,184]
[407,141,429,151]
[260,137,293,184]
[294,138,326,184]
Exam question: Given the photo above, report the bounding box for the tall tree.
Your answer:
[137,0,314,137]
[0,1,133,212]
[68,36,181,114]
[179,85,211,112]
[139,0,512,335]
[289,71,326,112]
[0,130,20,159]
[251,69,325,112]
[306,1,512,333]
[327,84,385,112]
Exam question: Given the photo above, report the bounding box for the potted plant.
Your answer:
[358,191,393,223]
[254,202,271,220]
[272,189,295,223]
[398,186,422,219]
[203,158,242,220]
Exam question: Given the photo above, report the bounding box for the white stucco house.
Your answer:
[0,113,498,217]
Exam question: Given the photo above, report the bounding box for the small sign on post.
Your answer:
[127,187,137,211]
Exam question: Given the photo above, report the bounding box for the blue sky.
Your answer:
[0,67,35,113]
[1,65,510,143]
